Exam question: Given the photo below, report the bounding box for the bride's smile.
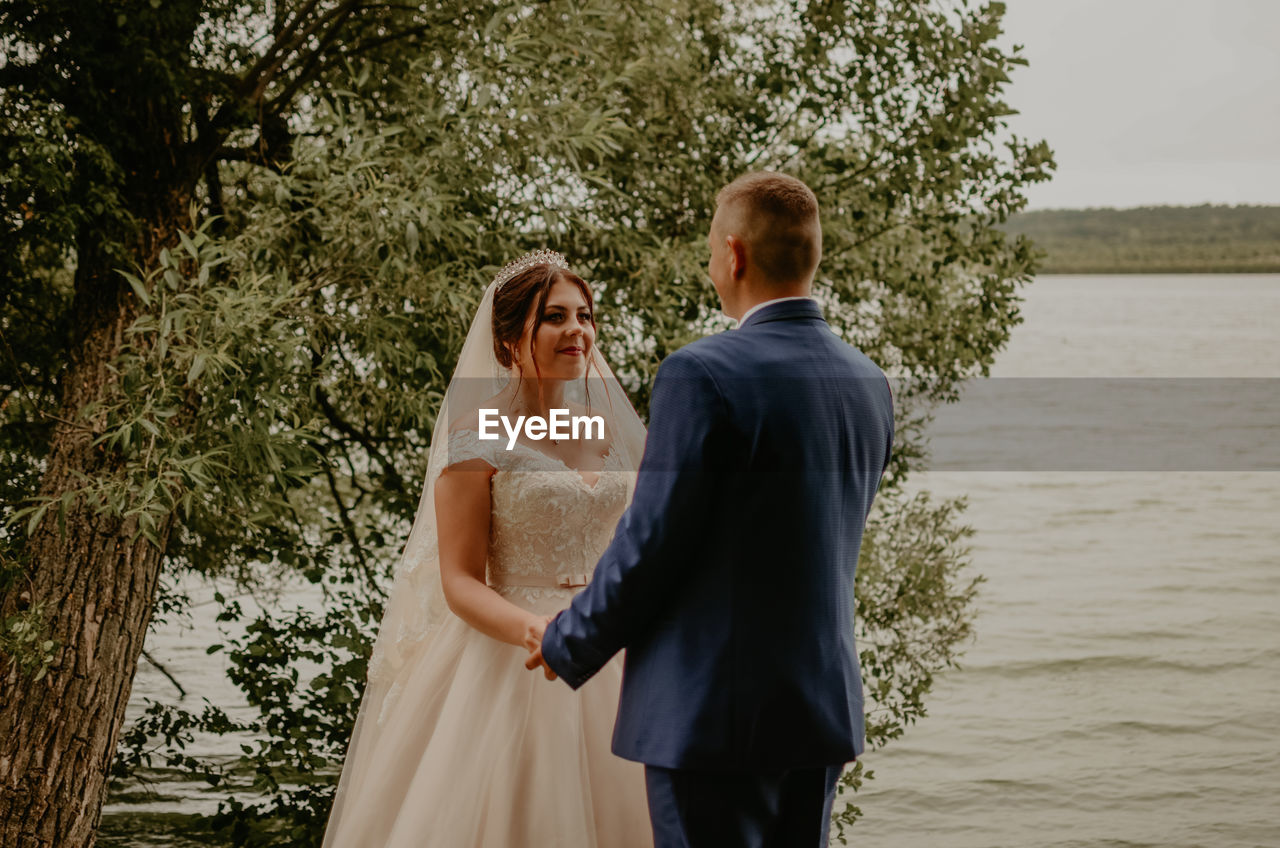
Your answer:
[511,277,596,382]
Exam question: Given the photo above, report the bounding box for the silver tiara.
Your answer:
[491,249,570,290]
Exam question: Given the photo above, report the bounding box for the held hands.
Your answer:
[522,614,557,680]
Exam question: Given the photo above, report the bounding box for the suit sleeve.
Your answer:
[540,349,725,689]
[883,374,895,476]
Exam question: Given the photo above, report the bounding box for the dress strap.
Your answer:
[445,427,500,468]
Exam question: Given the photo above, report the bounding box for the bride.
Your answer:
[321,251,653,847]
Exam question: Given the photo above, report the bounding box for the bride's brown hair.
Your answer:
[492,263,596,380]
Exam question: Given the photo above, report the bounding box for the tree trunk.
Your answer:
[0,209,185,847]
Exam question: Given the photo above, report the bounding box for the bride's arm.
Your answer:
[435,460,546,650]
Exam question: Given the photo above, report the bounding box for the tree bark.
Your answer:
[0,208,186,847]
[0,3,369,840]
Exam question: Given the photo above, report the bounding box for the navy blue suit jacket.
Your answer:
[541,299,894,769]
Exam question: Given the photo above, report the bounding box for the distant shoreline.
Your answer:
[1003,205,1280,274]
[1034,270,1280,276]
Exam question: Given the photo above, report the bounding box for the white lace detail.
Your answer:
[445,427,501,469]
[445,427,631,586]
[367,428,630,688]
[489,584,587,611]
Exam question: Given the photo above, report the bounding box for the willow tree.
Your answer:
[1,0,1051,845]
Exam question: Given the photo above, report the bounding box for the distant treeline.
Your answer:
[1002,205,1280,274]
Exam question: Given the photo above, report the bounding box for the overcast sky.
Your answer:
[998,0,1280,209]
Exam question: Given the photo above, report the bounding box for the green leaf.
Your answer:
[26,501,49,537]
[187,352,207,385]
[406,220,420,261]
[121,271,151,306]
[179,230,198,260]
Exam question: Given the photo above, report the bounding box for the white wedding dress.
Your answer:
[321,426,653,847]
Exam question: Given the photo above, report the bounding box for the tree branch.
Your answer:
[320,456,378,588]
[262,13,441,121]
[253,0,364,100]
[312,363,406,495]
[213,142,290,174]
[141,649,188,699]
[824,220,907,265]
[234,0,326,103]
[208,0,362,135]
[260,12,353,115]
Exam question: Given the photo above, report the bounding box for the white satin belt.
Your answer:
[488,573,591,589]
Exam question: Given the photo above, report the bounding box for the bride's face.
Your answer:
[515,278,595,380]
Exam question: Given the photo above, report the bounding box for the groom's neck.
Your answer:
[728,279,813,321]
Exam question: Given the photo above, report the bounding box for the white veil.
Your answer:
[322,265,648,843]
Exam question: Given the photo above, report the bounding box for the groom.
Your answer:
[529,172,894,847]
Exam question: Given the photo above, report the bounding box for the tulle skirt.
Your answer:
[322,590,652,848]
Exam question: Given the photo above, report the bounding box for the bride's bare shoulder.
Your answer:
[440,396,510,475]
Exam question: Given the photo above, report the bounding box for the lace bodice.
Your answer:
[446,428,633,605]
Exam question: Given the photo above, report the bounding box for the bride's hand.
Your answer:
[522,614,557,680]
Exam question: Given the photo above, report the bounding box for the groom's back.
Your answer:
[612,298,894,769]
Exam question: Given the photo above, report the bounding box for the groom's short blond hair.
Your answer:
[715,172,822,284]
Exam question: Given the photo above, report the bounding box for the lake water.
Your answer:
[853,275,1280,848]
[104,275,1280,846]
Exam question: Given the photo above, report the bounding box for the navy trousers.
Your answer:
[643,763,844,848]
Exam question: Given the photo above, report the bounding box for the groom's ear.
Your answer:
[726,234,748,280]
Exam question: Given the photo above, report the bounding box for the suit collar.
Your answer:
[737,298,825,329]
